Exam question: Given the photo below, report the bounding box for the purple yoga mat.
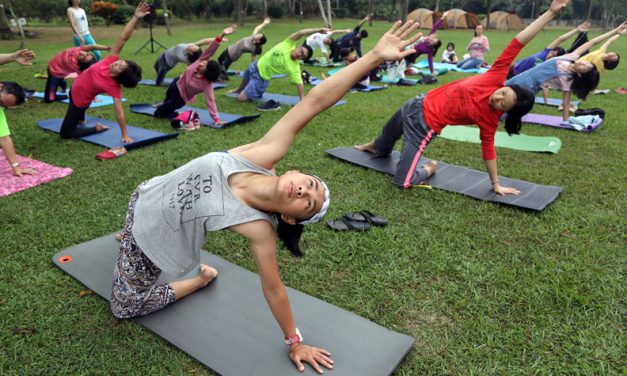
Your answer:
[521,113,603,133]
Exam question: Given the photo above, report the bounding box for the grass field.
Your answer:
[0,16,625,375]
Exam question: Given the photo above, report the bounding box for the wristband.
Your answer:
[11,162,19,168]
[285,328,303,346]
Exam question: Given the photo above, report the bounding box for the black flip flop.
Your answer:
[345,210,388,227]
[326,217,371,231]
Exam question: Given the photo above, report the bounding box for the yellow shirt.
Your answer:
[579,47,606,72]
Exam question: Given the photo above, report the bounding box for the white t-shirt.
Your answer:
[68,7,89,36]
[305,32,334,54]
[442,50,456,62]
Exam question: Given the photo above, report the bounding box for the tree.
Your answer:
[401,0,408,22]
[316,0,330,27]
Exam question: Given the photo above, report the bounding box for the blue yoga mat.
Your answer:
[227,70,287,79]
[309,77,386,92]
[413,60,488,74]
[534,96,580,107]
[130,104,260,129]
[37,116,178,150]
[32,93,126,108]
[138,79,228,90]
[226,92,346,107]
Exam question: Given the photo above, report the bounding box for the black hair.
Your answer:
[203,60,223,82]
[503,84,535,135]
[77,57,96,72]
[277,216,305,257]
[67,0,74,6]
[604,53,620,70]
[257,34,267,45]
[1,81,26,105]
[551,47,566,57]
[339,48,353,59]
[432,39,442,57]
[113,60,142,88]
[302,44,313,60]
[447,42,455,50]
[359,30,368,39]
[188,49,202,64]
[571,65,600,100]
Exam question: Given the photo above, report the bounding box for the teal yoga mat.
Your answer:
[439,126,561,154]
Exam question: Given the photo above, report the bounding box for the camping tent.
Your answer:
[483,11,524,30]
[407,9,448,30]
[445,9,480,29]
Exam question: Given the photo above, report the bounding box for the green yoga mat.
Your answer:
[439,126,561,154]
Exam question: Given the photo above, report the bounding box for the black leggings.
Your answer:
[217,50,234,70]
[59,96,96,139]
[568,32,589,56]
[43,68,68,103]
[154,77,185,119]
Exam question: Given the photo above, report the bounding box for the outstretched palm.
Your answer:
[135,2,151,18]
[13,49,36,66]
[371,21,422,62]
[549,0,570,13]
[223,25,237,35]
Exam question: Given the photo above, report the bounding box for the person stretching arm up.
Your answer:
[356,0,570,196]
[59,2,149,143]
[109,21,423,374]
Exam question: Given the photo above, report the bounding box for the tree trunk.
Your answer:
[316,0,330,27]
[162,0,172,35]
[262,0,268,18]
[203,0,211,21]
[299,0,303,23]
[368,0,373,26]
[485,0,492,29]
[586,0,593,20]
[435,0,441,12]
[235,0,243,26]
[326,0,332,28]
[389,0,397,22]
[401,0,408,23]
[0,5,11,35]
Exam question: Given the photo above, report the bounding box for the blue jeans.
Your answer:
[242,61,269,101]
[457,57,483,70]
[73,33,101,61]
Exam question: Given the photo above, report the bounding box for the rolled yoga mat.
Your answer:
[52,233,415,376]
[37,116,178,150]
[326,147,563,211]
[226,92,346,107]
[130,104,260,128]
[439,126,561,153]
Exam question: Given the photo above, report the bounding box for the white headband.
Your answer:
[298,175,330,225]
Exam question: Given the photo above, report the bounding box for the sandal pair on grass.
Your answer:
[326,210,388,231]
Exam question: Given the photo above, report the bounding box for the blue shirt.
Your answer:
[512,48,550,76]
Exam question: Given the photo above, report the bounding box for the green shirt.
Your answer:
[257,38,303,84]
[0,109,10,138]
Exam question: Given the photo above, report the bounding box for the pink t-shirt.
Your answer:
[176,37,222,121]
[48,47,85,78]
[468,36,490,60]
[70,54,122,108]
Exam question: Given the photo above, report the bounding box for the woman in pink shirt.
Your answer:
[457,24,490,70]
[45,45,110,103]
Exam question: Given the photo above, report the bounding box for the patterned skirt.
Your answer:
[110,187,176,319]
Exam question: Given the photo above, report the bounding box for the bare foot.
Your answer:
[423,160,437,177]
[115,231,124,241]
[228,88,241,94]
[95,122,109,132]
[199,264,218,287]
[354,140,377,154]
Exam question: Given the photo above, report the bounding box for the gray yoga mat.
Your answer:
[53,234,414,376]
[326,147,562,211]
[138,79,228,90]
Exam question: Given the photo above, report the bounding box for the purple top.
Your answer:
[412,18,444,73]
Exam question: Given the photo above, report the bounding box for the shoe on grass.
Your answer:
[256,99,281,111]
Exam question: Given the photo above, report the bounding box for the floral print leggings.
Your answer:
[110,188,176,319]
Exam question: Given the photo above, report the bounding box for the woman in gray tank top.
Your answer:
[110,21,423,374]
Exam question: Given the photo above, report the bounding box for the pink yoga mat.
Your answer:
[0,152,73,197]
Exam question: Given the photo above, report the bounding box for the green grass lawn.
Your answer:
[0,17,625,374]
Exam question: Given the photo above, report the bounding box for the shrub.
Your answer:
[92,1,118,26]
[333,8,348,18]
[267,5,284,19]
[111,4,135,25]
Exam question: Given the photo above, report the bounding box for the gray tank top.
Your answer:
[131,152,277,277]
